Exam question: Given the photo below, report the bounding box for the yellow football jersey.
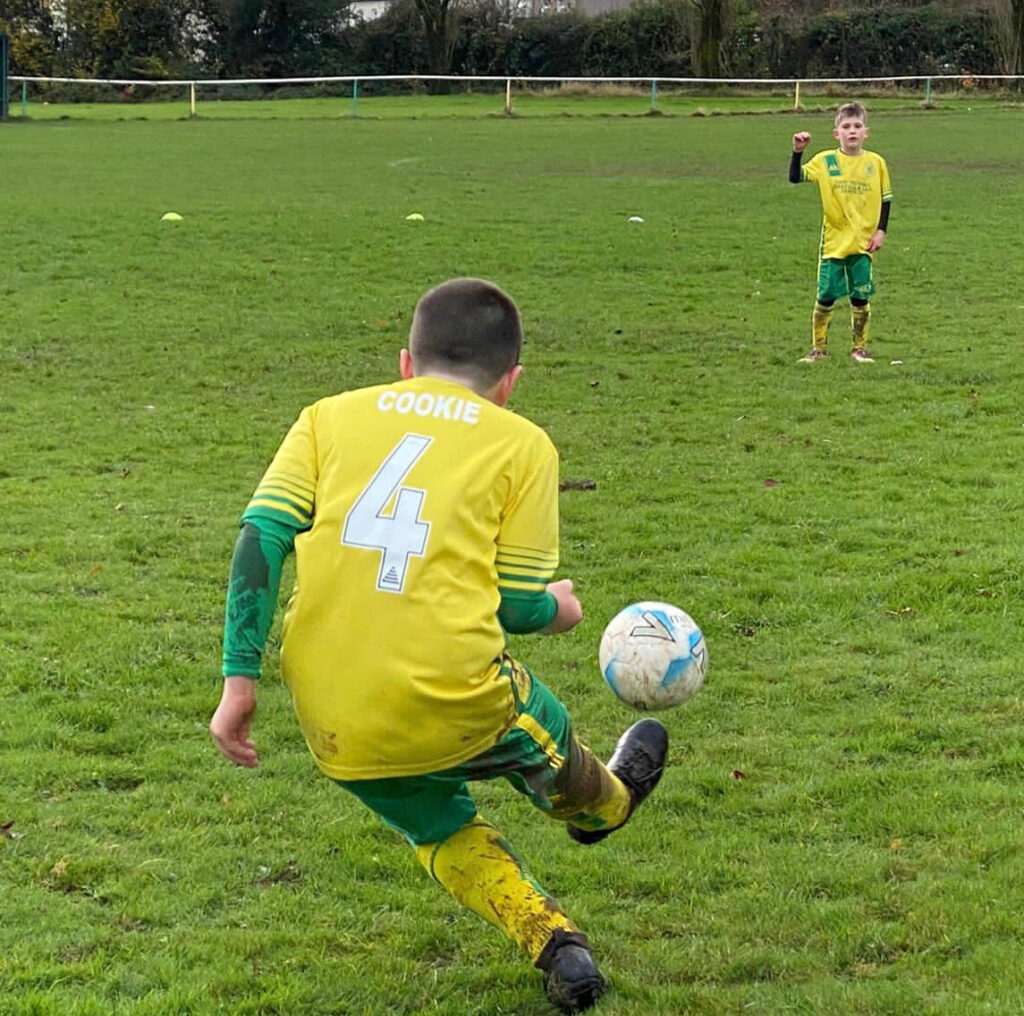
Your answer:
[802,149,892,259]
[242,376,560,780]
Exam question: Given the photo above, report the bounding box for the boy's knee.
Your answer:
[416,817,493,880]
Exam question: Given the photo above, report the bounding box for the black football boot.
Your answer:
[535,929,606,1014]
[568,718,669,846]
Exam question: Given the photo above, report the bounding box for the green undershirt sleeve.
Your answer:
[498,588,558,635]
[221,516,297,678]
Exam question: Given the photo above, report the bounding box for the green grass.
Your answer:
[2,103,1023,1015]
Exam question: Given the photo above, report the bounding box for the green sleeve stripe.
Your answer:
[265,470,316,496]
[498,542,558,557]
[500,584,548,598]
[497,562,556,577]
[245,495,311,524]
[496,548,558,567]
[498,570,551,589]
[243,502,311,529]
[255,481,314,510]
[499,581,549,597]
[496,557,558,572]
[251,486,313,512]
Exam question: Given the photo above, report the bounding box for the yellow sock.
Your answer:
[851,303,870,349]
[547,737,631,834]
[416,819,577,962]
[812,301,833,350]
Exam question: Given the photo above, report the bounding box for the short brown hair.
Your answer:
[834,101,867,125]
[409,278,523,388]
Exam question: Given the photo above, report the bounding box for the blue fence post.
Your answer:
[352,79,359,118]
[650,79,658,111]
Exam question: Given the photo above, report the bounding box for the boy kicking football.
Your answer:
[210,277,669,1013]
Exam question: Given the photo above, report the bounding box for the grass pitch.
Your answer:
[2,103,1023,1015]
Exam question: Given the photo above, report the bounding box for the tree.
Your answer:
[411,0,459,89]
[689,0,729,77]
[60,0,192,78]
[210,0,350,76]
[991,0,1024,74]
[0,0,61,74]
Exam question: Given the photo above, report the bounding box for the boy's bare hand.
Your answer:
[210,676,260,767]
[792,131,810,152]
[866,229,886,253]
[542,579,583,635]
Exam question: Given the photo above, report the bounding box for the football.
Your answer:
[599,601,708,711]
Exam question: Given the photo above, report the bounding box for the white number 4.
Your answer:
[342,434,432,594]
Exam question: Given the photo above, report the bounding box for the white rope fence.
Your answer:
[8,72,1022,117]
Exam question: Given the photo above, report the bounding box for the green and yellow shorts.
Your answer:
[335,657,575,846]
[817,253,874,303]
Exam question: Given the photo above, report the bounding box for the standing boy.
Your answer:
[790,101,893,363]
[209,277,669,1014]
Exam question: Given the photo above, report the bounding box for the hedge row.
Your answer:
[2,0,1008,83]
[346,1,1001,82]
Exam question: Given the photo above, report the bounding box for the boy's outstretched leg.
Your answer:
[567,719,669,846]
[416,818,606,1013]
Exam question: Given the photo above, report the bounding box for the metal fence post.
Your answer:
[0,35,10,120]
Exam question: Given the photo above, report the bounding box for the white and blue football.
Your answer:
[599,601,708,711]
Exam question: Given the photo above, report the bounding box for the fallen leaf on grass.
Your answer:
[885,606,914,620]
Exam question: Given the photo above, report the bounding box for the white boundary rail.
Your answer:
[7,73,1022,118]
